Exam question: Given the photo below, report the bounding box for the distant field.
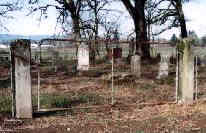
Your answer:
[1,46,206,62]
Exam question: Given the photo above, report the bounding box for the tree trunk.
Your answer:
[127,39,135,64]
[134,0,150,59]
[176,0,188,38]
[94,0,100,57]
[147,22,151,41]
[90,40,96,66]
[121,0,150,59]
[72,17,81,57]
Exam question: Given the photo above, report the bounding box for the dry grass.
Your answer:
[1,60,206,132]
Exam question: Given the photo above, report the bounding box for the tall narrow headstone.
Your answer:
[157,54,170,79]
[131,55,141,77]
[10,39,33,118]
[177,39,194,104]
[77,43,89,70]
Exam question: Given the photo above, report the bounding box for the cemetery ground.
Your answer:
[1,58,206,132]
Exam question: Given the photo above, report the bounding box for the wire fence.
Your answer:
[36,40,130,111]
[34,39,177,112]
[0,48,11,114]
[1,39,206,115]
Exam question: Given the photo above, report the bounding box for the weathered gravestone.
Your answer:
[77,43,89,71]
[10,39,33,118]
[177,39,194,104]
[131,55,141,77]
[200,55,206,67]
[156,54,170,79]
[113,48,122,59]
[150,47,158,58]
[114,48,123,64]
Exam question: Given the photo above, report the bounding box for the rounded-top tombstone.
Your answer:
[77,43,89,71]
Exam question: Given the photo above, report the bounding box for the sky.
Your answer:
[1,0,206,39]
[160,0,206,39]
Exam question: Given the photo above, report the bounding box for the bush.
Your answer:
[40,94,71,108]
[51,95,71,108]
[0,96,12,113]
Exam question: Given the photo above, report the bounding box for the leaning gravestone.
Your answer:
[156,54,170,79]
[177,39,194,104]
[131,55,141,77]
[77,43,89,71]
[10,39,33,118]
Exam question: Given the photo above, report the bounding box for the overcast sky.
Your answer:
[160,0,206,39]
[1,0,206,39]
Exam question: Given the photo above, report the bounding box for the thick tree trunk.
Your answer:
[127,39,135,64]
[176,0,188,38]
[90,40,96,65]
[179,18,187,38]
[134,0,150,59]
[72,17,81,57]
[73,17,80,38]
[121,0,150,59]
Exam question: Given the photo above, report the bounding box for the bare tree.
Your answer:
[81,0,117,64]
[102,17,120,54]
[84,0,113,39]
[121,0,150,59]
[145,0,160,41]
[0,0,21,31]
[28,0,89,58]
[83,0,111,63]
[28,0,86,39]
[170,0,188,38]
[150,0,189,38]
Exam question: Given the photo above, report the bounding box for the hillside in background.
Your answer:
[0,34,55,42]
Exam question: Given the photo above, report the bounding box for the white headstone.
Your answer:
[131,55,141,77]
[177,39,194,104]
[77,43,89,70]
[157,54,170,79]
[11,40,33,118]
